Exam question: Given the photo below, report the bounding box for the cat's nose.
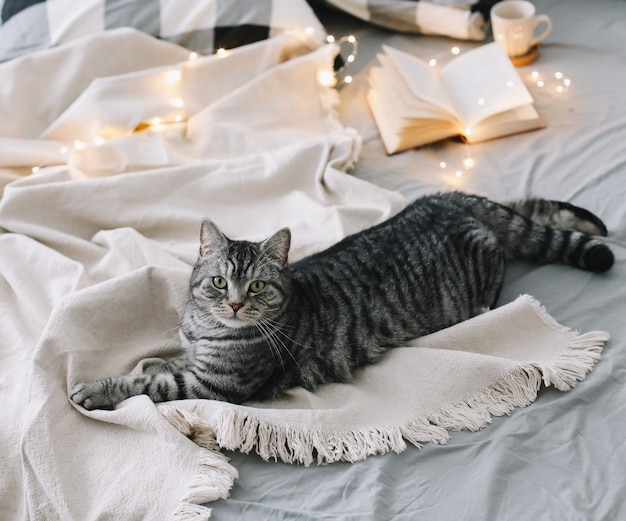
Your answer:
[229,302,243,313]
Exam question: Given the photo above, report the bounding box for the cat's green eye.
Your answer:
[249,280,265,293]
[212,276,227,290]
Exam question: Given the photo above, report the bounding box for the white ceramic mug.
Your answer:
[491,0,552,58]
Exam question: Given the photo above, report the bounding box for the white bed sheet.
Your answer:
[209,0,626,518]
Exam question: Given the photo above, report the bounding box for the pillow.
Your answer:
[314,0,500,41]
[0,0,327,62]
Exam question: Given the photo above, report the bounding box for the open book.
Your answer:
[367,43,544,154]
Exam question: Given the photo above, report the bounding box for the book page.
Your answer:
[367,90,459,154]
[440,43,534,129]
[382,45,457,116]
[373,56,456,122]
[465,104,543,144]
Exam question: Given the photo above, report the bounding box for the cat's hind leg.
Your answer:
[473,232,506,315]
[505,198,608,236]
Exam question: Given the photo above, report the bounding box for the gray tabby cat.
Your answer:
[71,192,614,409]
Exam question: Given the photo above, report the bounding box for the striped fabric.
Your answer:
[0,0,499,63]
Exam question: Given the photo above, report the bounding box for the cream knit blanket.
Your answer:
[0,30,607,520]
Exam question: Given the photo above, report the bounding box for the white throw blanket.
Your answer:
[0,30,608,520]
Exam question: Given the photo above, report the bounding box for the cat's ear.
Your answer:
[199,219,228,257]
[261,228,291,267]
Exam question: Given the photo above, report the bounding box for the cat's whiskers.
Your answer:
[262,317,307,348]
[254,318,303,372]
[251,319,285,369]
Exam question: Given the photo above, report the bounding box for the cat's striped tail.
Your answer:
[455,193,614,273]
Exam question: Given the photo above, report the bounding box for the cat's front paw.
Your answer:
[70,379,120,410]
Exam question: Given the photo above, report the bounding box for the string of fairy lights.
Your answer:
[27,30,570,187]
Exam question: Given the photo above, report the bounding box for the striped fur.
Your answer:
[71,192,613,409]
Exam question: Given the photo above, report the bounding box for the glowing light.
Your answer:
[478,98,485,106]
[556,85,564,93]
[429,58,437,67]
[150,117,162,126]
[555,71,563,79]
[439,161,446,168]
[60,146,69,154]
[463,158,475,169]
[456,171,463,178]
[465,128,472,136]
[74,140,86,150]
[188,52,199,61]
[451,46,460,55]
[318,70,335,87]
[326,35,335,43]
[347,54,355,63]
[94,136,105,146]
[563,78,571,86]
[32,166,40,173]
[170,97,184,108]
[216,48,228,58]
[305,27,314,35]
[531,71,540,79]
[174,114,184,122]
[166,70,181,84]
[344,75,353,84]
[347,35,356,44]
[537,81,545,88]
[506,80,514,87]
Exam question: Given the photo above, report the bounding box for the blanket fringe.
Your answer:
[205,364,544,466]
[206,322,605,466]
[162,408,239,520]
[519,294,608,390]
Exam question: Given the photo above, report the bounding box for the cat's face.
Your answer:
[190,220,292,329]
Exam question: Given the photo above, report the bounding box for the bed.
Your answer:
[1,0,625,519]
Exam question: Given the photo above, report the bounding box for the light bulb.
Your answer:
[166,71,181,84]
[318,70,335,87]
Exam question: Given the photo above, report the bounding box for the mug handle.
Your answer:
[531,14,552,46]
